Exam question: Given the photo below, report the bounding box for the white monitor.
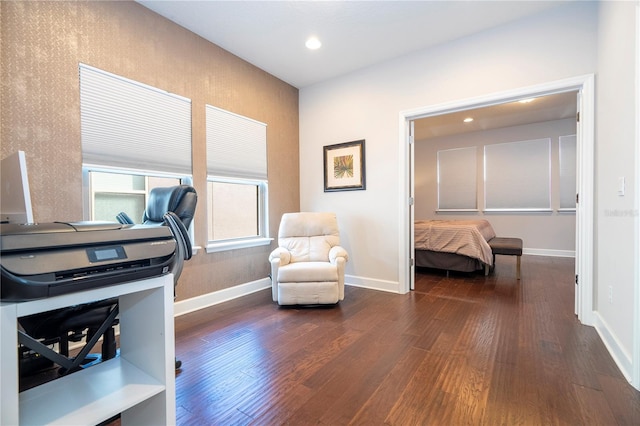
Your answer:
[1,150,35,224]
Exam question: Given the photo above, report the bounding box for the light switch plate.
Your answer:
[617,177,625,196]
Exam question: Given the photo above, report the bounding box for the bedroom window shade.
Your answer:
[559,134,577,210]
[437,146,477,210]
[79,64,192,175]
[205,105,267,180]
[484,138,551,210]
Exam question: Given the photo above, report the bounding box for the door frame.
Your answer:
[633,0,640,390]
[398,74,595,325]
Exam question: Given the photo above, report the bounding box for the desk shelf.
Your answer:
[1,275,176,425]
[20,358,164,425]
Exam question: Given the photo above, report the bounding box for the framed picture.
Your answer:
[323,139,366,192]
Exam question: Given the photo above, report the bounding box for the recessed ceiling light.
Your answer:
[463,117,474,123]
[305,37,322,50]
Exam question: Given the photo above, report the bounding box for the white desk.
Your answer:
[0,274,176,425]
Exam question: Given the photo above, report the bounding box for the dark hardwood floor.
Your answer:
[171,255,640,425]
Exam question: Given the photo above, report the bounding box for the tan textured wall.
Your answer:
[1,1,300,300]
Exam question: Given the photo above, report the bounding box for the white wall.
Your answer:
[300,2,598,289]
[301,0,640,386]
[593,0,638,377]
[414,118,577,255]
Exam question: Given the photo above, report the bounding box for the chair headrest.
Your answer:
[278,212,339,238]
[143,185,197,228]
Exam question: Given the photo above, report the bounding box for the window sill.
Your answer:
[483,208,553,213]
[205,237,273,253]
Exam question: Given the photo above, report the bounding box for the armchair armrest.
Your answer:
[269,247,292,302]
[269,247,292,266]
[329,246,348,264]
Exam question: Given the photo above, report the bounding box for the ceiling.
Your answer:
[137,0,570,89]
[413,91,578,140]
[137,0,577,136]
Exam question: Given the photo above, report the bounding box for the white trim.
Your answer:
[483,209,554,213]
[205,237,273,253]
[522,248,575,258]
[633,0,640,391]
[83,164,193,181]
[174,278,271,317]
[399,75,595,326]
[594,312,633,383]
[345,275,401,294]
[576,75,596,326]
[172,275,402,318]
[398,118,414,294]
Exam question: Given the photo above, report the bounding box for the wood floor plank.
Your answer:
[598,373,640,425]
[574,382,619,425]
[348,346,429,425]
[151,255,640,425]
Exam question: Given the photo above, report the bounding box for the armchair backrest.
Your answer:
[278,212,340,262]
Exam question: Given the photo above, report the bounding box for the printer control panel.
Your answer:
[86,245,127,263]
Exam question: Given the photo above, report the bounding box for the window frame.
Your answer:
[82,165,196,244]
[205,175,271,253]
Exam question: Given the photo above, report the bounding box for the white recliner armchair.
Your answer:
[269,212,349,305]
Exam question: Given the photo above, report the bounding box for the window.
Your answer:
[207,179,265,240]
[84,168,185,223]
[205,105,270,252]
[484,138,551,211]
[437,147,477,210]
[79,64,193,228]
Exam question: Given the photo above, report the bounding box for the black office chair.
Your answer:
[18,297,120,378]
[118,185,197,370]
[117,185,196,285]
[18,186,197,378]
[117,184,197,230]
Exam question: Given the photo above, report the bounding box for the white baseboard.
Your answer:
[69,278,271,349]
[523,248,575,258]
[173,275,401,317]
[345,275,400,293]
[593,311,633,383]
[174,278,271,317]
[172,252,578,317]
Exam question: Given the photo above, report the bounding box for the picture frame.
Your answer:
[323,139,366,192]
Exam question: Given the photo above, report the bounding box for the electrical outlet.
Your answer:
[608,286,613,304]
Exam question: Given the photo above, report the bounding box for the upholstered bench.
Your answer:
[488,237,523,280]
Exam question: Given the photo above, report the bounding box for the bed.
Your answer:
[414,219,496,273]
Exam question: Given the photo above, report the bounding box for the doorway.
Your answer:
[398,75,595,326]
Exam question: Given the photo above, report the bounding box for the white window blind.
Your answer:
[559,134,577,209]
[80,64,192,175]
[206,105,267,180]
[437,146,477,210]
[484,138,551,210]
